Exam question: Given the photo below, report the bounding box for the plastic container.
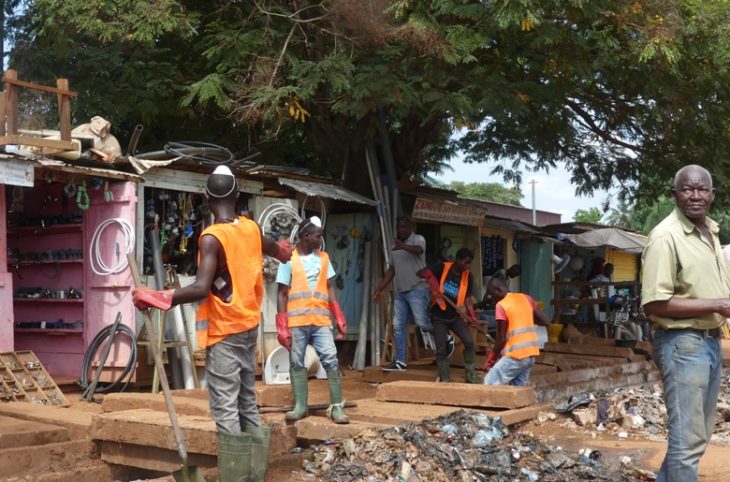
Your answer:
[547,323,564,343]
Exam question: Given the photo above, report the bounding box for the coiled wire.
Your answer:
[89,218,135,276]
[79,323,137,394]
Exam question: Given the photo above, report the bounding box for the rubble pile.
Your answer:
[303,411,646,481]
[555,376,730,444]
[556,384,667,438]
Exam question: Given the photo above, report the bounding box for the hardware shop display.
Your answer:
[0,351,70,406]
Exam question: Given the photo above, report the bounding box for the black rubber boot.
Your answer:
[437,359,451,382]
[463,350,479,383]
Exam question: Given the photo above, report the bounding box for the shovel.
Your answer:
[434,292,495,344]
[128,254,205,482]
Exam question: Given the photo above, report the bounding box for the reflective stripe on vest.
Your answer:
[433,262,469,311]
[194,217,264,349]
[498,292,540,359]
[287,250,332,328]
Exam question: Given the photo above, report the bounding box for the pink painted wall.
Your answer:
[11,181,137,377]
[0,185,13,352]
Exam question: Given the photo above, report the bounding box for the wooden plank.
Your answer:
[4,69,17,135]
[56,79,72,141]
[0,91,5,136]
[3,75,78,97]
[0,134,75,150]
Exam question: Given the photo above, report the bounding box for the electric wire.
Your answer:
[79,323,137,394]
[89,218,135,276]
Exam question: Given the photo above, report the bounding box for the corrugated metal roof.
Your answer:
[278,178,376,206]
[485,216,539,233]
[0,152,142,182]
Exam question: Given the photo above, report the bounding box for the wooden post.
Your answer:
[4,69,17,135]
[0,91,6,137]
[56,78,71,141]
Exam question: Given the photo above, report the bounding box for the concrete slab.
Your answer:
[0,404,93,440]
[0,415,68,449]
[376,380,536,409]
[294,416,391,441]
[101,392,211,417]
[534,368,660,403]
[100,441,216,474]
[542,342,634,358]
[530,360,656,388]
[91,409,296,457]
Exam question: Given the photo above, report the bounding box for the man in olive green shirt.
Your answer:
[641,164,730,482]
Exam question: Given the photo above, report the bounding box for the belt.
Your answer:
[664,327,722,338]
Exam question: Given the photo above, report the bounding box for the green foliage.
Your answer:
[573,207,603,224]
[439,181,523,206]
[17,0,730,209]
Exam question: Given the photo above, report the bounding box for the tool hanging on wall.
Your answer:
[76,180,90,210]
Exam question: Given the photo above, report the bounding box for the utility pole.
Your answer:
[529,179,537,225]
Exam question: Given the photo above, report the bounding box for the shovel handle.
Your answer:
[128,254,190,465]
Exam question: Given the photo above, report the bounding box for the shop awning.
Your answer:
[559,227,647,254]
[278,178,376,206]
[485,216,539,233]
[36,158,143,182]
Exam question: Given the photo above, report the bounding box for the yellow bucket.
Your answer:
[547,323,564,344]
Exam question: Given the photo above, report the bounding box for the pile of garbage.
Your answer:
[302,411,648,481]
[555,384,667,439]
[553,376,730,444]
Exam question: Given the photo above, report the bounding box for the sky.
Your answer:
[434,156,612,223]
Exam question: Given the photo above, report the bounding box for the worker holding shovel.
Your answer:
[275,217,350,424]
[418,248,479,383]
[132,165,293,482]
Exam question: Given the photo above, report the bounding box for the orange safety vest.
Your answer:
[287,250,332,327]
[498,292,540,359]
[195,217,263,349]
[433,262,469,311]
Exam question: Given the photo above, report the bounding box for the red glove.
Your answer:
[330,301,347,340]
[483,350,500,372]
[276,312,291,350]
[466,305,478,325]
[273,240,293,263]
[421,269,441,295]
[132,287,174,311]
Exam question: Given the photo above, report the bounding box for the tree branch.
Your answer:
[566,99,644,152]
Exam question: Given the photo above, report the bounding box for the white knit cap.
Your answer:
[212,165,234,176]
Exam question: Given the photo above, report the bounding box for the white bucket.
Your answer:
[263,345,327,385]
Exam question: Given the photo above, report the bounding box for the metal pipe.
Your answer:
[127,124,143,156]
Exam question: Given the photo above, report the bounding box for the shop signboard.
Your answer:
[412,197,487,227]
[0,158,34,187]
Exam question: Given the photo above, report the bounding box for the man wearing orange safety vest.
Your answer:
[275,217,350,424]
[132,166,293,482]
[419,248,479,383]
[483,277,550,386]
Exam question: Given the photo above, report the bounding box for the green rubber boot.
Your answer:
[326,370,350,424]
[244,426,271,482]
[285,368,309,421]
[463,350,479,384]
[217,432,251,482]
[437,359,451,382]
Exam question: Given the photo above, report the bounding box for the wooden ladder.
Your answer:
[136,265,200,393]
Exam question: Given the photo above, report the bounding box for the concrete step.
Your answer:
[91,409,296,457]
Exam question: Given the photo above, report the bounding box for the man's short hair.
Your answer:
[455,247,473,260]
[396,216,411,225]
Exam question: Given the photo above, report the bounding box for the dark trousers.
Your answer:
[433,316,474,361]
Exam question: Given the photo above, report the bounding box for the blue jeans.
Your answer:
[652,328,722,482]
[483,356,535,386]
[393,286,433,363]
[290,325,339,372]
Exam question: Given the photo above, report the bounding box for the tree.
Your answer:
[441,181,523,206]
[603,199,634,229]
[21,1,730,208]
[573,207,603,224]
